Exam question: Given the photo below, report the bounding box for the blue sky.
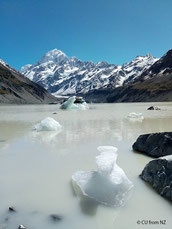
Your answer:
[0,0,172,70]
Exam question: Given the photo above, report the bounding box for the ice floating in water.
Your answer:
[78,102,89,110]
[60,96,89,110]
[33,117,62,131]
[127,112,144,122]
[72,146,133,206]
[60,96,78,110]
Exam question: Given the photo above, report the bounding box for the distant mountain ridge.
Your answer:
[0,58,57,104]
[21,49,158,96]
[83,49,172,103]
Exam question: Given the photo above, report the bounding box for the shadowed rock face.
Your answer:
[132,132,172,158]
[0,60,57,104]
[140,158,172,201]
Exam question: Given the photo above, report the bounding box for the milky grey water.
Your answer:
[0,103,172,229]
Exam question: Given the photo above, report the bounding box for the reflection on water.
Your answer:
[80,197,98,216]
[0,103,172,229]
[30,130,61,143]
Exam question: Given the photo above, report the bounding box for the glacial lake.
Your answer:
[0,103,172,229]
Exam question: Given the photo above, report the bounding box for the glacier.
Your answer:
[72,146,133,206]
[33,117,62,131]
[60,96,89,110]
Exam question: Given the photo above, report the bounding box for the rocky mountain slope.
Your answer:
[21,49,158,96]
[0,59,57,104]
[83,49,172,103]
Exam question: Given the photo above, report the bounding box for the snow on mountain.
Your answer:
[21,49,158,96]
[20,64,32,74]
[138,49,172,80]
[122,54,159,85]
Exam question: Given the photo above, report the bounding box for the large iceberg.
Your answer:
[33,117,62,131]
[72,146,133,206]
[60,96,89,110]
[126,112,144,122]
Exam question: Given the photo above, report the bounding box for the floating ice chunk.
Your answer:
[77,102,89,110]
[60,96,78,110]
[72,146,133,206]
[127,112,144,122]
[33,117,62,131]
[60,96,89,110]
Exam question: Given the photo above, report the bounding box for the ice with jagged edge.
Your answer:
[72,146,133,206]
[126,112,144,122]
[60,96,89,110]
[33,117,62,131]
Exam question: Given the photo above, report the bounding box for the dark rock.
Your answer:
[147,106,160,110]
[132,132,172,158]
[9,207,16,212]
[4,217,9,222]
[74,96,85,104]
[50,214,63,222]
[18,225,27,229]
[53,112,57,114]
[140,158,172,201]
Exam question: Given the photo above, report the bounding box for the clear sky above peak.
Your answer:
[0,0,172,70]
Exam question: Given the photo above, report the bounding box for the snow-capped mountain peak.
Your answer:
[20,49,159,96]
[37,49,68,65]
[20,64,32,73]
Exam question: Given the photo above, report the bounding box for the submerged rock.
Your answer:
[133,132,172,158]
[147,106,161,110]
[72,146,133,206]
[8,207,16,213]
[140,156,172,201]
[49,214,63,222]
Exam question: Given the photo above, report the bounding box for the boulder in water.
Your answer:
[133,132,172,158]
[147,106,161,110]
[140,156,172,201]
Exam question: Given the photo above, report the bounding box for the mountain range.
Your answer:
[20,49,158,97]
[1,48,172,104]
[0,58,56,104]
[84,49,172,102]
